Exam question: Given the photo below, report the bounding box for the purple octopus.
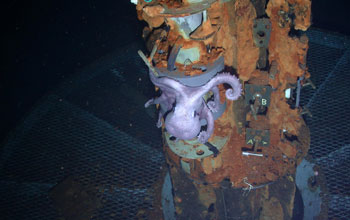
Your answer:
[145,72,242,143]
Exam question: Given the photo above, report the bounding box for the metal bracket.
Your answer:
[269,60,279,80]
[253,18,272,48]
[244,84,272,107]
[245,128,270,147]
[167,44,182,71]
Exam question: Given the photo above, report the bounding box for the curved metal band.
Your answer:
[152,56,224,87]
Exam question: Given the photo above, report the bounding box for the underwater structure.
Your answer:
[136,0,312,219]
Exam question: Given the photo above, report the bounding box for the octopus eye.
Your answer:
[192,111,196,117]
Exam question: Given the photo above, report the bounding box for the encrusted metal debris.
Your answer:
[136,0,312,218]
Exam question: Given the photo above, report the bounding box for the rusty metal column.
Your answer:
[135,0,312,219]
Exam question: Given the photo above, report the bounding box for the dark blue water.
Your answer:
[1,1,145,141]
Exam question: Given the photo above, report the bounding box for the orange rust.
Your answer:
[248,70,270,85]
[267,89,302,136]
[267,0,310,87]
[249,116,270,130]
[158,0,185,9]
[234,0,260,81]
[189,17,216,45]
[268,60,281,88]
[136,0,204,18]
[142,10,165,28]
[289,0,312,31]
[143,5,165,17]
[213,1,237,68]
[278,142,297,158]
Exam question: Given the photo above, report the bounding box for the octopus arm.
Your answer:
[145,92,175,128]
[197,103,215,143]
[207,86,220,112]
[148,71,185,96]
[195,72,242,101]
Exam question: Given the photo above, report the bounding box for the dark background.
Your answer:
[1,0,349,142]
